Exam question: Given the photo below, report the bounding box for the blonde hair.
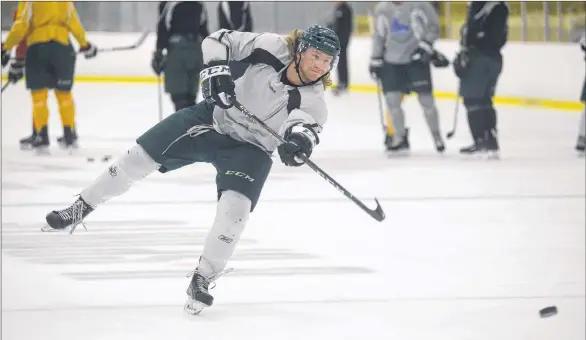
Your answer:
[284,29,332,89]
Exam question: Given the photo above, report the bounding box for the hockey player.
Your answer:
[575,34,585,154]
[217,1,253,32]
[1,9,28,90]
[454,1,508,158]
[369,1,445,154]
[217,1,254,80]
[1,1,97,152]
[151,1,210,111]
[327,1,353,96]
[43,25,341,316]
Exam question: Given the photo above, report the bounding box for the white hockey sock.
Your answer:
[80,144,160,207]
[199,190,251,277]
[418,93,441,135]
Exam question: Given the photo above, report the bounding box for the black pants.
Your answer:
[25,41,76,91]
[457,50,503,142]
[380,62,432,94]
[136,101,273,211]
[337,43,349,87]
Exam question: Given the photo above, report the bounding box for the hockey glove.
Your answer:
[431,50,450,68]
[80,42,97,59]
[200,60,235,109]
[453,49,469,77]
[411,41,434,63]
[1,44,9,68]
[580,35,586,60]
[151,50,166,75]
[7,58,24,83]
[278,124,319,167]
[369,58,384,80]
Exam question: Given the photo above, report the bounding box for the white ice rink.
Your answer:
[2,82,585,340]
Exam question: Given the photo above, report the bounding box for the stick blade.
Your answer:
[370,198,386,222]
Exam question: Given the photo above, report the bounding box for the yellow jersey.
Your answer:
[3,1,89,50]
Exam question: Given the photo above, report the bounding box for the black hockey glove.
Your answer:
[151,50,166,75]
[278,124,319,167]
[200,60,235,109]
[369,58,384,80]
[80,42,97,59]
[7,58,24,83]
[411,41,434,63]
[431,50,450,68]
[453,49,469,77]
[1,44,9,68]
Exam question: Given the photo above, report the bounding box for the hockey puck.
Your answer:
[86,157,95,162]
[539,306,558,318]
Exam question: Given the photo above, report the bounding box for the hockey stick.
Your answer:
[1,81,10,93]
[156,74,163,121]
[99,29,149,52]
[446,94,460,139]
[230,98,386,222]
[375,80,387,133]
[79,29,150,54]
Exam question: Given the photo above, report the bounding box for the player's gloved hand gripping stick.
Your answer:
[229,97,386,222]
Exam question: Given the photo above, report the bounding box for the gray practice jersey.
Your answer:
[201,29,328,153]
[371,1,440,64]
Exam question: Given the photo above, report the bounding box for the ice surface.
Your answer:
[1,82,584,340]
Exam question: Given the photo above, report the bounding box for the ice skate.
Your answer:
[459,140,486,158]
[331,84,348,97]
[43,196,94,233]
[384,134,394,152]
[576,135,585,155]
[31,126,50,155]
[57,127,79,152]
[184,258,233,315]
[19,132,37,150]
[432,132,445,153]
[485,129,500,159]
[386,128,410,157]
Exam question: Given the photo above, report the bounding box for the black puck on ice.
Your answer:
[539,306,558,318]
[86,157,95,162]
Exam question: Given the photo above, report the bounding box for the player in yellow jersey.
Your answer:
[1,2,98,152]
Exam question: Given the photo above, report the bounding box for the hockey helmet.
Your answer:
[297,24,341,58]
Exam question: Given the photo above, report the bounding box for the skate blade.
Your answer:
[41,225,70,232]
[41,224,87,233]
[58,142,79,151]
[460,151,486,160]
[386,149,410,158]
[486,150,500,160]
[183,298,210,316]
[34,147,51,155]
[19,144,34,150]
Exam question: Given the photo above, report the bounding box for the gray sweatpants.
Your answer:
[384,91,441,139]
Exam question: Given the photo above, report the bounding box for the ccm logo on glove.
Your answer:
[200,65,231,80]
